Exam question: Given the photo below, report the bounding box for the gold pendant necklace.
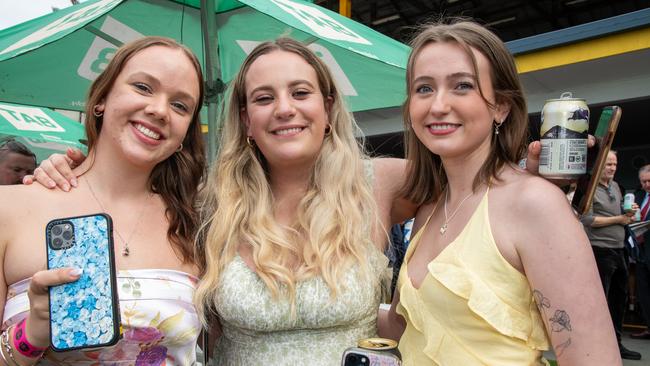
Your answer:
[440,188,474,235]
[86,176,152,256]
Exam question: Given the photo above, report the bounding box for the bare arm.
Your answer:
[515,180,620,365]
[590,215,633,228]
[372,158,418,225]
[377,288,406,341]
[0,191,81,365]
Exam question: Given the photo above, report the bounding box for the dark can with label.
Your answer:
[539,92,589,179]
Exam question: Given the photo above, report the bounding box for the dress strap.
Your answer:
[405,198,441,256]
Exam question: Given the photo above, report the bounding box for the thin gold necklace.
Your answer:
[440,188,474,235]
[85,176,152,256]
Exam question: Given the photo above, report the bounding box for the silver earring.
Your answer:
[176,143,183,153]
[93,105,103,117]
[494,120,504,135]
[246,137,255,147]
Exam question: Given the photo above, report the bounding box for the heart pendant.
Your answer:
[440,224,447,235]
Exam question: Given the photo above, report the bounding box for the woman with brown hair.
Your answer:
[0,36,205,365]
[379,19,620,365]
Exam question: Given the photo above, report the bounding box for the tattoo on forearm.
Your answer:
[549,310,572,332]
[533,290,550,310]
[533,289,573,356]
[555,338,572,357]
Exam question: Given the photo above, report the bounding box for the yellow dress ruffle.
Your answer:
[396,191,550,366]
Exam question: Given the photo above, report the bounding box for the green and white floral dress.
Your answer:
[214,247,388,366]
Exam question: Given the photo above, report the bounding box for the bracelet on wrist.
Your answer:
[0,327,21,366]
[12,319,46,359]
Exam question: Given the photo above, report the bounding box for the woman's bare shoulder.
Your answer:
[493,167,571,217]
[500,166,564,198]
[0,184,63,221]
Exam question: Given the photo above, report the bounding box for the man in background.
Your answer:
[581,151,641,360]
[0,138,36,185]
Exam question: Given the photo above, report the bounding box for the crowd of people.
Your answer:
[0,16,648,366]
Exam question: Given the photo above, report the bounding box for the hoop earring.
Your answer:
[176,143,183,153]
[246,137,255,147]
[324,124,332,136]
[92,105,103,117]
[494,120,504,135]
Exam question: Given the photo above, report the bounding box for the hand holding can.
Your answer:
[539,92,589,179]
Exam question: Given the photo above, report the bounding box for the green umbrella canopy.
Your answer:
[0,0,409,113]
[0,102,86,162]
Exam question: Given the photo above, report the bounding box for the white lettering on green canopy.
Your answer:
[0,0,121,57]
[0,105,65,132]
[78,16,144,81]
[269,0,371,45]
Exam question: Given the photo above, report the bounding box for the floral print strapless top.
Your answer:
[2,269,200,366]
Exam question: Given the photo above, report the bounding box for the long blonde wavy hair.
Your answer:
[194,38,378,324]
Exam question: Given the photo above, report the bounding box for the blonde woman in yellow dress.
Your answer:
[379,20,620,365]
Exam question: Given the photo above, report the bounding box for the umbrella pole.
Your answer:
[200,0,223,164]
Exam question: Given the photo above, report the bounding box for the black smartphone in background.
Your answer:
[571,106,622,215]
[45,213,121,352]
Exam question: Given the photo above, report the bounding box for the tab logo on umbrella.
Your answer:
[270,0,371,45]
[0,105,65,132]
[0,0,122,58]
[78,16,143,81]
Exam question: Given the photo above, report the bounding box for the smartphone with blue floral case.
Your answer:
[45,213,121,352]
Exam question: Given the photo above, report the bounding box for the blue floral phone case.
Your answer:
[45,213,121,352]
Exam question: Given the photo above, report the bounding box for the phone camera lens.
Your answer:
[52,226,62,235]
[53,237,63,248]
[344,354,369,366]
[62,230,73,240]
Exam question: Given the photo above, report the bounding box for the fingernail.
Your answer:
[69,268,83,276]
[71,178,78,187]
[48,180,56,188]
[62,183,70,192]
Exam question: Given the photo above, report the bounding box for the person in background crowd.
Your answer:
[379,19,620,365]
[580,151,641,360]
[0,138,36,185]
[631,164,650,339]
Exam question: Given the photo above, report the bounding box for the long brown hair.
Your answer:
[401,19,528,205]
[85,36,206,264]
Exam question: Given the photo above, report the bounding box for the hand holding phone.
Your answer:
[19,268,84,350]
[46,213,121,352]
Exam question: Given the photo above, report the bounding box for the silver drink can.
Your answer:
[624,193,635,212]
[539,92,589,179]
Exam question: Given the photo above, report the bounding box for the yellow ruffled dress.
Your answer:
[396,191,551,365]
